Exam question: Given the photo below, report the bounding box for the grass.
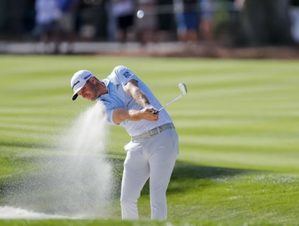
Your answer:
[0,55,299,225]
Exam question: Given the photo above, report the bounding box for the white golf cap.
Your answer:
[70,70,94,101]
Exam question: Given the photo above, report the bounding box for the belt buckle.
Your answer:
[149,128,157,137]
[157,127,161,134]
[133,124,173,140]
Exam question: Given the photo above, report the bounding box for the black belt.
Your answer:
[131,123,174,141]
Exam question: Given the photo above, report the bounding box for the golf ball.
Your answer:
[136,10,144,19]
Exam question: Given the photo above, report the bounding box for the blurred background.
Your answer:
[0,0,299,55]
[1,1,299,223]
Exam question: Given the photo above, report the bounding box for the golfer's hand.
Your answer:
[141,105,159,121]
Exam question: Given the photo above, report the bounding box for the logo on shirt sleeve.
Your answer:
[123,71,132,78]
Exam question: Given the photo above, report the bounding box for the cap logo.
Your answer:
[84,74,92,80]
[72,80,80,89]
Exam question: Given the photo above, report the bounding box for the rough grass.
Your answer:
[0,56,299,225]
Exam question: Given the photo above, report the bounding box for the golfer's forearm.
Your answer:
[125,80,150,107]
[112,109,142,124]
[131,88,150,107]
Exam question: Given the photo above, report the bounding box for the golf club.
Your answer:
[158,83,187,112]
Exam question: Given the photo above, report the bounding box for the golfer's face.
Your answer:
[78,80,98,101]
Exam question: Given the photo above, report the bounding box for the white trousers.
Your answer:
[120,128,178,220]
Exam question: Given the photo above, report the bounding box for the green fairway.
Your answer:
[1,55,299,226]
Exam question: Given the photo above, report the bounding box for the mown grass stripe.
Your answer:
[1,56,299,224]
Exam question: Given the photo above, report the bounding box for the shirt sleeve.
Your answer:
[100,100,122,125]
[105,108,116,125]
[113,65,138,87]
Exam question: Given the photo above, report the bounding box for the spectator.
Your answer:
[111,0,135,42]
[57,0,79,52]
[174,0,186,41]
[199,0,214,41]
[174,0,199,42]
[57,0,79,37]
[106,0,117,41]
[34,0,62,42]
[290,0,299,43]
[136,0,158,44]
[184,0,199,42]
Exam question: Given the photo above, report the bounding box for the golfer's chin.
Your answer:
[83,96,97,101]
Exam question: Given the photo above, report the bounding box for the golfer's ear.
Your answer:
[90,77,97,84]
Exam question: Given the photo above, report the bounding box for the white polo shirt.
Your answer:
[98,65,172,137]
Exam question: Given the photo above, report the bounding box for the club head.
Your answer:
[178,83,187,95]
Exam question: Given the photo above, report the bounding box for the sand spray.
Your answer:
[0,102,113,218]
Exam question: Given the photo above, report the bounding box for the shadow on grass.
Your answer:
[0,153,254,211]
[105,154,255,196]
[167,161,254,194]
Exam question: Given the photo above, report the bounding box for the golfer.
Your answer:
[70,65,179,220]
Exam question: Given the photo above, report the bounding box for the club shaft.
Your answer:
[158,94,182,112]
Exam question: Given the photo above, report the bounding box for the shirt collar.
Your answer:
[98,79,110,100]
